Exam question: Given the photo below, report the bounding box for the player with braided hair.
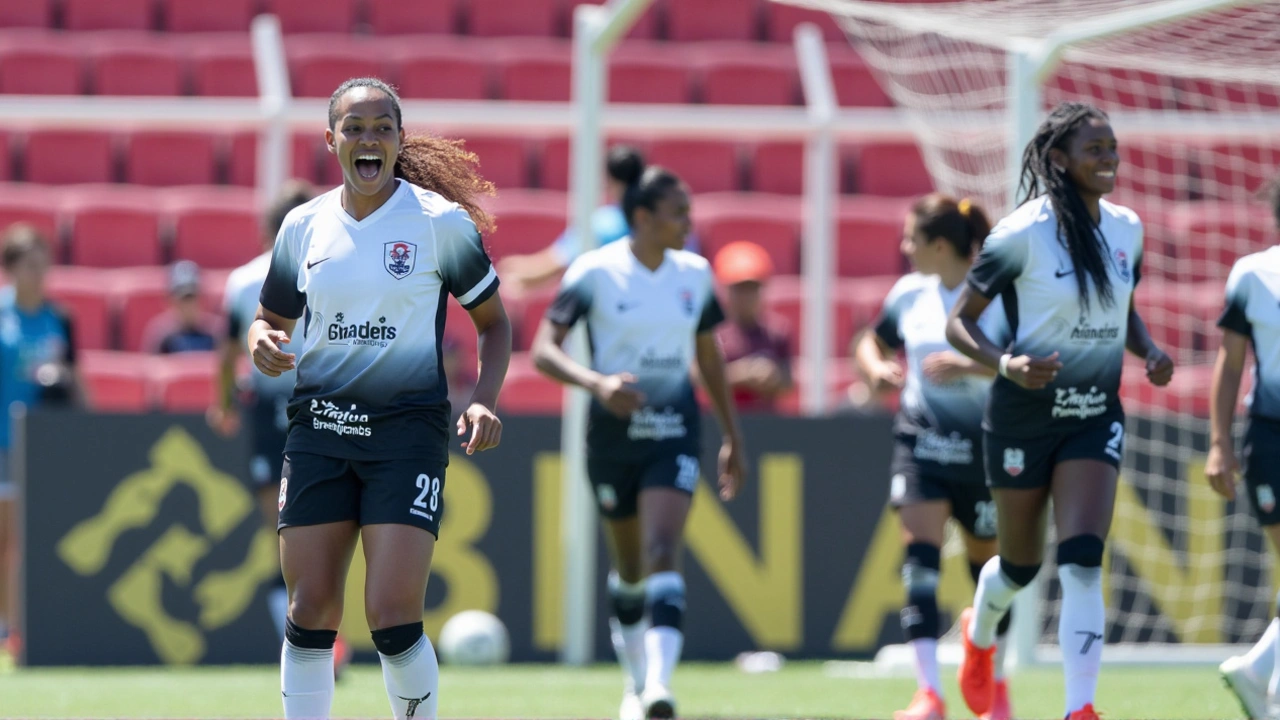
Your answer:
[945,101,1173,720]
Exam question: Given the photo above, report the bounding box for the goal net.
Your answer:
[781,0,1280,662]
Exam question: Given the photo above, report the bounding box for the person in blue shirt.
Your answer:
[0,223,76,648]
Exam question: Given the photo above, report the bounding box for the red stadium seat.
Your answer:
[484,191,567,261]
[79,350,152,411]
[189,36,257,96]
[694,43,798,106]
[1121,358,1212,418]
[0,190,59,244]
[454,134,532,190]
[46,267,113,351]
[63,0,153,31]
[288,38,381,98]
[393,41,491,100]
[160,0,255,32]
[65,193,163,268]
[0,37,83,95]
[367,0,458,35]
[443,295,479,366]
[749,141,804,195]
[467,0,560,37]
[124,131,219,187]
[609,45,694,104]
[667,0,761,42]
[0,0,53,28]
[228,131,325,186]
[498,353,562,414]
[1047,66,1177,111]
[1178,77,1280,112]
[1116,142,1194,203]
[565,1,661,39]
[774,361,859,416]
[829,47,893,107]
[89,37,184,96]
[113,267,171,352]
[168,191,262,269]
[153,352,219,412]
[695,194,801,274]
[765,3,843,42]
[265,0,360,34]
[0,132,11,183]
[538,135,571,191]
[495,40,571,102]
[1199,142,1279,200]
[1133,278,1221,360]
[837,196,912,278]
[513,286,557,351]
[648,139,741,194]
[761,275,860,358]
[853,142,932,197]
[1166,201,1275,282]
[23,130,115,185]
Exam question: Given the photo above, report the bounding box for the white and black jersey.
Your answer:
[546,241,724,461]
[1221,247,1280,420]
[259,180,498,461]
[874,272,1009,480]
[967,195,1142,437]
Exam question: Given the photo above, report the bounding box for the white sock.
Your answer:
[1058,563,1105,715]
[610,616,649,693]
[379,634,440,720]
[971,557,1021,648]
[644,626,683,691]
[1245,617,1279,682]
[268,586,289,642]
[1270,621,1280,701]
[993,633,1008,681]
[281,640,335,719]
[909,638,941,695]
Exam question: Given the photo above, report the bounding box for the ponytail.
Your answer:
[394,134,496,235]
[911,192,991,258]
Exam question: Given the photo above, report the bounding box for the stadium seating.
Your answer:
[609,45,695,104]
[693,43,798,106]
[694,193,801,274]
[153,351,219,411]
[836,195,913,278]
[46,267,113,351]
[264,0,360,34]
[23,130,116,185]
[514,287,557,352]
[483,190,568,261]
[64,191,164,267]
[159,0,257,33]
[667,0,762,42]
[494,40,571,102]
[648,139,742,194]
[765,4,844,43]
[498,353,563,414]
[393,41,491,100]
[63,0,153,32]
[852,142,933,197]
[287,37,381,98]
[0,190,59,243]
[88,34,185,96]
[454,134,534,191]
[0,0,53,28]
[0,36,83,95]
[167,190,262,269]
[189,36,257,96]
[228,131,327,186]
[565,0,661,39]
[124,131,220,187]
[367,0,458,35]
[79,350,152,412]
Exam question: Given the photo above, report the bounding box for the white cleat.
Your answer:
[641,683,676,719]
[619,690,645,720]
[1220,655,1269,720]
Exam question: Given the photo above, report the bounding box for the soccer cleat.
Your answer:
[1220,654,1269,720]
[619,690,645,720]
[980,679,1011,720]
[957,607,996,716]
[1065,702,1101,720]
[893,687,946,720]
[641,683,676,719]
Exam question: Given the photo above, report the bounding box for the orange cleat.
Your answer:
[893,688,946,720]
[1065,702,1101,720]
[333,635,353,681]
[980,679,1011,720]
[957,607,996,716]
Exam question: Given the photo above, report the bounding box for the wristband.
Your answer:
[998,353,1013,379]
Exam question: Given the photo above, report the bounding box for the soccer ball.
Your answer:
[437,610,510,666]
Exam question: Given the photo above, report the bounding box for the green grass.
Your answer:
[0,661,1250,719]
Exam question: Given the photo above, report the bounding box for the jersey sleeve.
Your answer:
[436,207,499,310]
[697,289,725,333]
[259,219,306,319]
[967,218,1029,299]
[872,275,916,349]
[545,255,594,328]
[1219,260,1253,336]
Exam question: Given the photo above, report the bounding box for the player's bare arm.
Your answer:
[1125,297,1174,386]
[248,305,298,377]
[694,331,747,500]
[947,286,1060,390]
[531,317,645,417]
[1207,328,1249,500]
[458,293,512,454]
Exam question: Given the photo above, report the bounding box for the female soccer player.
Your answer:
[1210,177,1280,720]
[946,102,1173,720]
[531,166,747,720]
[249,77,511,720]
[855,193,1013,720]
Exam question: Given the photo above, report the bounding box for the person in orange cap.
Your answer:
[713,241,793,412]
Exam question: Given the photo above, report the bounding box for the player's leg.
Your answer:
[252,395,291,643]
[0,492,11,647]
[277,453,362,720]
[357,456,447,720]
[893,498,951,720]
[592,454,648,717]
[960,531,1011,720]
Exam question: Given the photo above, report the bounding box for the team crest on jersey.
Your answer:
[1112,249,1131,282]
[1259,484,1276,513]
[1003,447,1025,477]
[384,241,416,279]
[679,288,694,316]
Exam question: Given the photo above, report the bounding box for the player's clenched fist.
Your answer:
[248,320,296,377]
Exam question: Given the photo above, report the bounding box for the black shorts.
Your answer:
[984,413,1126,489]
[249,393,289,490]
[888,438,997,539]
[587,449,700,520]
[1243,419,1280,526]
[277,452,446,537]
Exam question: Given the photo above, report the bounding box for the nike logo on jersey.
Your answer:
[307,257,331,269]
[1055,268,1074,278]
[616,301,641,312]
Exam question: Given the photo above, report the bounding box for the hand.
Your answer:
[921,351,971,385]
[206,405,240,437]
[1145,347,1174,387]
[717,437,747,501]
[1205,441,1238,500]
[867,360,905,393]
[248,324,295,377]
[457,402,503,455]
[593,373,646,418]
[746,357,785,394]
[1004,351,1062,390]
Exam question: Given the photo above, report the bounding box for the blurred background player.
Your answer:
[532,166,747,720]
[207,180,335,667]
[1210,176,1280,720]
[855,193,1013,720]
[0,223,78,655]
[141,260,221,354]
[946,102,1173,720]
[713,240,793,413]
[498,144,643,295]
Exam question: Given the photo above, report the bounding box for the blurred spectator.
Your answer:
[0,223,78,651]
[713,241,793,412]
[142,260,221,354]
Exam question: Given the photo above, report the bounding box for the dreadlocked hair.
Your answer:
[1017,101,1113,312]
[328,77,496,235]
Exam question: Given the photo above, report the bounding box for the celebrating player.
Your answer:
[946,102,1173,720]
[531,166,747,720]
[249,77,511,720]
[1211,177,1280,720]
[855,193,1013,720]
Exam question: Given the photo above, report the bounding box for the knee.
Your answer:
[1056,534,1105,589]
[642,537,680,573]
[365,587,424,630]
[996,556,1041,589]
[288,585,344,629]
